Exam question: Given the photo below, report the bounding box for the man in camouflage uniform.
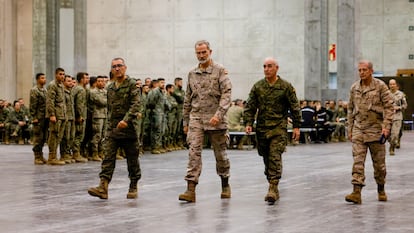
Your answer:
[165,84,178,151]
[0,99,10,143]
[89,76,107,161]
[244,57,301,204]
[30,73,48,164]
[60,75,76,164]
[172,77,185,149]
[6,101,29,145]
[227,99,246,149]
[388,79,407,155]
[46,67,67,165]
[72,72,89,162]
[146,78,168,154]
[179,40,232,203]
[88,57,142,200]
[345,60,394,204]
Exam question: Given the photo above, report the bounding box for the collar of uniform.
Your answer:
[195,60,214,74]
[357,77,377,93]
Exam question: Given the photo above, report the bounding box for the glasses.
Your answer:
[112,64,125,69]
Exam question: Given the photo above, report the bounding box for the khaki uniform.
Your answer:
[347,78,394,186]
[89,88,107,154]
[183,60,232,183]
[46,79,67,158]
[60,88,75,157]
[30,85,48,152]
[72,85,88,155]
[244,76,301,182]
[389,90,407,146]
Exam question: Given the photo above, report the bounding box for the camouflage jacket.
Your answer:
[89,88,107,119]
[6,109,27,124]
[146,87,169,114]
[72,85,88,120]
[390,90,407,120]
[166,94,178,119]
[106,76,141,139]
[183,60,232,130]
[244,76,301,134]
[30,85,47,120]
[46,79,66,120]
[64,88,75,121]
[0,108,8,124]
[227,105,244,131]
[172,86,185,110]
[348,78,394,142]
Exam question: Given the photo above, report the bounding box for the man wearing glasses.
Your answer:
[88,57,142,200]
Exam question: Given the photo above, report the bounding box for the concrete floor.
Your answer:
[1,132,414,233]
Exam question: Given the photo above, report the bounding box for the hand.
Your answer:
[292,128,300,141]
[245,126,253,134]
[32,119,39,124]
[117,120,128,129]
[382,128,390,138]
[209,116,220,126]
[183,126,188,134]
[50,116,56,123]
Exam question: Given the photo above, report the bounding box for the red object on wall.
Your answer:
[329,44,336,61]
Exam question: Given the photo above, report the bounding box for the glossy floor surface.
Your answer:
[1,132,414,233]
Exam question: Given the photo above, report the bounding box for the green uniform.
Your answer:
[30,85,48,153]
[89,88,107,154]
[244,76,301,182]
[146,87,167,150]
[60,88,75,158]
[99,77,141,183]
[46,79,67,158]
[72,85,88,155]
[172,86,185,146]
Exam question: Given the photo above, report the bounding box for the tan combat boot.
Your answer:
[73,152,88,163]
[34,152,45,165]
[389,145,395,156]
[91,152,102,162]
[179,181,197,202]
[88,178,109,199]
[47,153,66,165]
[378,184,387,202]
[345,185,362,204]
[62,154,73,164]
[151,147,161,154]
[126,180,138,199]
[220,177,231,199]
[264,180,279,204]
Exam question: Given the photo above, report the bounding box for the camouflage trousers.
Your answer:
[150,112,164,149]
[256,131,288,182]
[99,137,141,182]
[73,120,85,154]
[351,141,386,186]
[48,119,67,155]
[185,128,230,183]
[389,119,402,146]
[60,120,75,155]
[91,118,106,153]
[32,118,49,153]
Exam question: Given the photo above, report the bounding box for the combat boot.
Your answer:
[151,147,161,154]
[264,180,279,204]
[73,152,88,163]
[91,152,102,162]
[88,178,109,199]
[126,180,138,199]
[378,184,387,202]
[34,152,45,165]
[220,177,231,199]
[179,181,197,202]
[396,138,401,149]
[62,154,73,164]
[345,185,362,204]
[389,145,395,156]
[18,136,24,145]
[47,153,66,165]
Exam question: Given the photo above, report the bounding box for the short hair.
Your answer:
[174,77,182,83]
[89,76,97,86]
[76,72,88,82]
[166,84,174,90]
[111,57,125,66]
[55,67,65,74]
[358,60,373,69]
[157,77,165,81]
[195,40,211,50]
[35,73,45,80]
